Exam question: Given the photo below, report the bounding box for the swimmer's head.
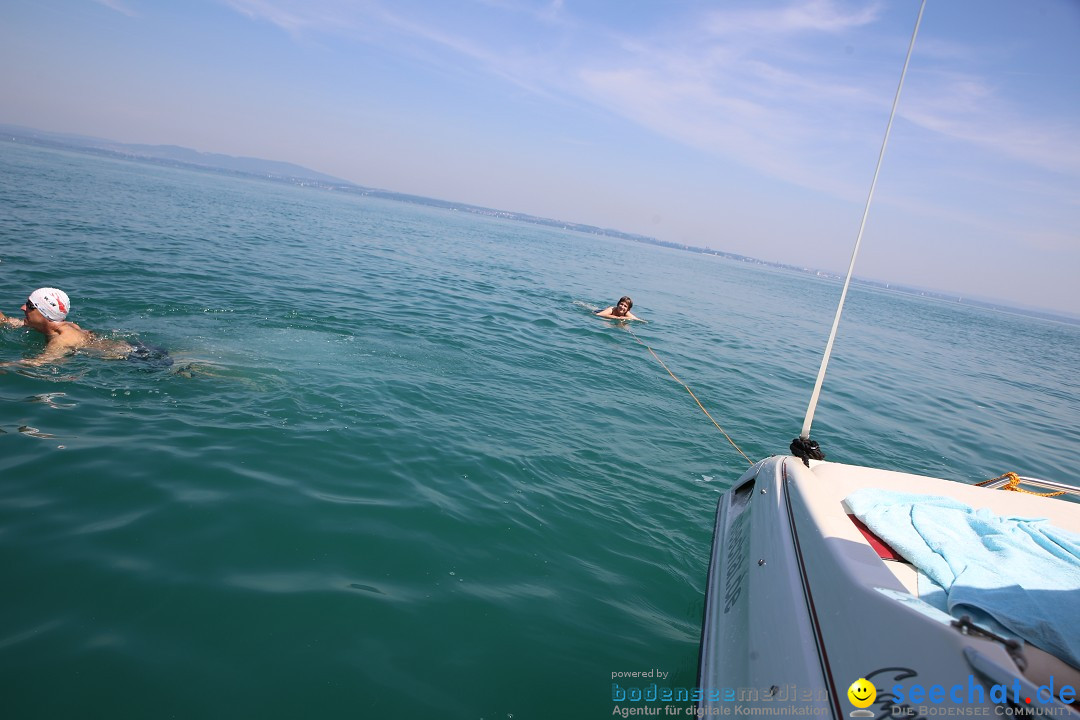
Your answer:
[26,288,71,322]
[618,296,633,309]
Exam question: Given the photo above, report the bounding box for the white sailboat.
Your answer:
[696,2,1080,717]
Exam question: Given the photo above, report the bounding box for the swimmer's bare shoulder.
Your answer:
[16,323,94,365]
[595,307,644,321]
[18,326,130,365]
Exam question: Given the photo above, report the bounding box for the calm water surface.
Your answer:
[1,142,1077,718]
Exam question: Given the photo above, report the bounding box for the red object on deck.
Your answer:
[848,514,905,561]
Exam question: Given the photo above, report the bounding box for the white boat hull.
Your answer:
[698,456,1080,718]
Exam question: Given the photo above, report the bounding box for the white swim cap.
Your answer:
[28,287,71,322]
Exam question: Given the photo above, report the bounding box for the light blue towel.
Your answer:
[845,488,1080,668]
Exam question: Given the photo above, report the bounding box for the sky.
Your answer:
[2,0,1078,315]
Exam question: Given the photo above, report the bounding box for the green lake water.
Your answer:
[1,142,1077,718]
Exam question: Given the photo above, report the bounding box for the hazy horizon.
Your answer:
[2,0,1077,315]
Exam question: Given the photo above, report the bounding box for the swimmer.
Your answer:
[594,296,642,321]
[0,287,134,366]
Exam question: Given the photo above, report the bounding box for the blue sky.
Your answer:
[2,0,1078,314]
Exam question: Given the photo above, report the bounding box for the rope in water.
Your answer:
[975,472,1066,497]
[626,326,754,466]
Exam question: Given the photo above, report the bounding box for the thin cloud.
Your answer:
[902,76,1080,177]
[575,2,1080,200]
[702,0,882,37]
[472,0,570,26]
[219,0,574,102]
[215,0,899,197]
[93,0,139,18]
[223,0,352,36]
[220,0,1080,194]
[573,3,899,197]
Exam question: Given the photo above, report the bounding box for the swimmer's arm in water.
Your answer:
[2,338,135,368]
[0,311,25,328]
[1,326,96,367]
[0,342,77,367]
[594,307,644,321]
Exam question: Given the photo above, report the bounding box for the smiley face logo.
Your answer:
[847,678,877,709]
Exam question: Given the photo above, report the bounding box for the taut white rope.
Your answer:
[800,0,928,441]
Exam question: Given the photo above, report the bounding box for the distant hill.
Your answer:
[0,123,352,186]
[4,123,1075,326]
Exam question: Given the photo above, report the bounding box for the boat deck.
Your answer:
[698,456,1080,718]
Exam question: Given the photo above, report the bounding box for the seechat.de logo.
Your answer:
[847,678,877,717]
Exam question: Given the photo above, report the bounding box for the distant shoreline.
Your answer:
[4,125,1076,327]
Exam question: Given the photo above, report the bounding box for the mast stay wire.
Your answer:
[794,0,928,465]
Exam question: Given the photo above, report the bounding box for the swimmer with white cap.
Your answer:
[1,287,132,366]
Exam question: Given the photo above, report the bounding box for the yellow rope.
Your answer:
[626,326,753,466]
[975,472,1065,497]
